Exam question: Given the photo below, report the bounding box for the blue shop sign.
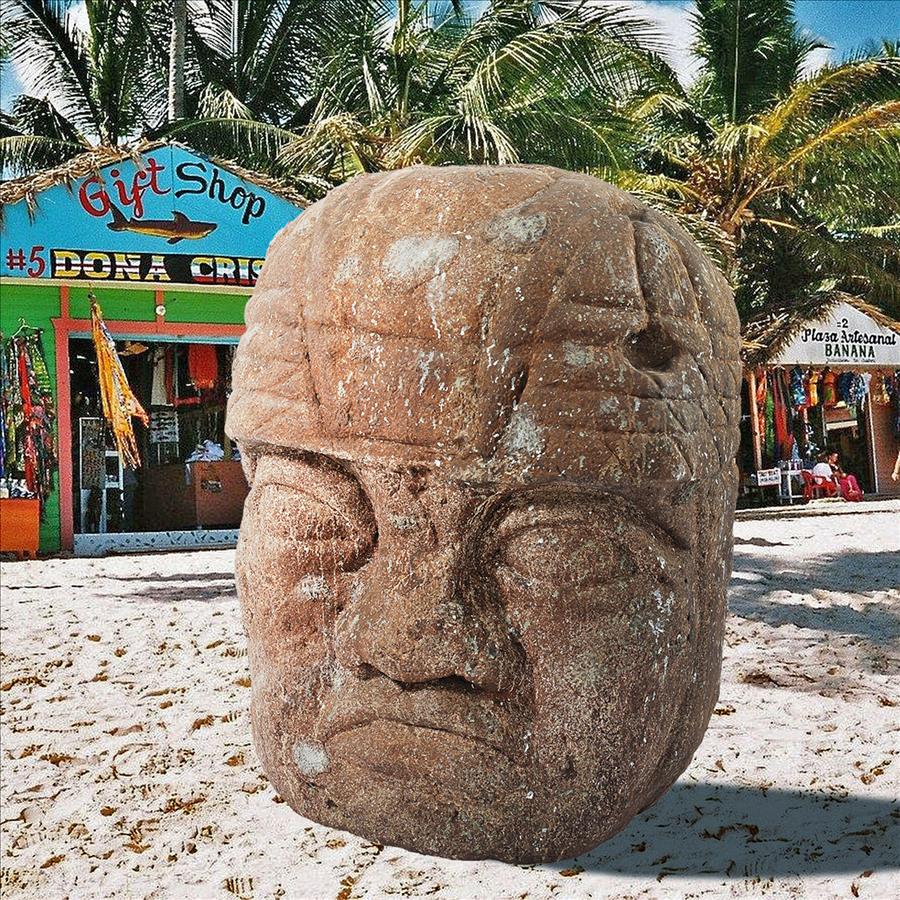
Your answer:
[1,144,301,287]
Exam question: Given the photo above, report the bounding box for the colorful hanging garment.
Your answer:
[0,327,56,503]
[848,373,869,407]
[187,343,219,391]
[90,295,149,468]
[836,371,855,405]
[772,370,793,460]
[0,337,7,480]
[790,366,806,408]
[889,371,900,438]
[808,370,820,407]
[764,374,775,460]
[821,369,837,407]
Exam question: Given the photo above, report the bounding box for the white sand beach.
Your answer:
[1,502,898,899]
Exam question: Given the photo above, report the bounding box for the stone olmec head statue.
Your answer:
[226,165,741,863]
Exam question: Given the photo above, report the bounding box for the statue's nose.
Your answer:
[334,546,524,694]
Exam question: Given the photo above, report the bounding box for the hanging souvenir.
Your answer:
[90,294,149,468]
[0,324,57,505]
[821,369,837,407]
[188,343,219,392]
[873,372,891,404]
[837,371,855,405]
[789,366,806,408]
[808,370,820,407]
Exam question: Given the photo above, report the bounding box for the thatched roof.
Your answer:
[742,293,900,366]
[0,139,310,213]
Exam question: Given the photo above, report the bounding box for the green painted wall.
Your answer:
[163,289,248,324]
[0,282,62,551]
[69,286,157,323]
[0,282,249,553]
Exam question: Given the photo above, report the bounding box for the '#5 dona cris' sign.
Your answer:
[1,144,301,287]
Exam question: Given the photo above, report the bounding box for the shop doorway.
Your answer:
[814,401,874,493]
[68,335,247,554]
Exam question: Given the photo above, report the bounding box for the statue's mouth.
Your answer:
[317,671,530,764]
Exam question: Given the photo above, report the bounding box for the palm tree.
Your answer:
[168,0,186,122]
[0,0,167,175]
[615,0,900,319]
[171,0,662,194]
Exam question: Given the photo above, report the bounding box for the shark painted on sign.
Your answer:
[106,203,217,244]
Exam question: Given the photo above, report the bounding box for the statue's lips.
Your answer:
[325,719,521,800]
[317,675,529,764]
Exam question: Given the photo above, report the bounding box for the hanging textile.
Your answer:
[808,370,820,407]
[0,338,8,481]
[836,371,855,405]
[90,295,149,468]
[772,369,793,460]
[187,343,219,392]
[821,369,837,407]
[0,325,57,503]
[165,345,200,407]
[847,373,870,407]
[789,366,806,408]
[887,371,900,438]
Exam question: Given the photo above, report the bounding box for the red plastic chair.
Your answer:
[800,469,837,502]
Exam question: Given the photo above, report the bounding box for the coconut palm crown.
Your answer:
[617,0,900,320]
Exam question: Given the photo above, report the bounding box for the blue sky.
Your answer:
[795,0,898,53]
[624,0,898,83]
[2,1,898,111]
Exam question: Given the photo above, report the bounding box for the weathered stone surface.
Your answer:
[226,165,741,863]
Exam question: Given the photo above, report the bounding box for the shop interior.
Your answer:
[739,365,899,503]
[69,337,248,536]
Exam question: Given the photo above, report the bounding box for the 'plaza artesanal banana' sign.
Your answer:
[1,144,301,287]
[772,301,899,366]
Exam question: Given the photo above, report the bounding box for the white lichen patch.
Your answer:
[383,235,459,280]
[293,740,329,776]
[487,212,547,248]
[297,575,330,601]
[499,405,545,461]
[333,255,362,284]
[563,341,596,367]
[389,513,419,530]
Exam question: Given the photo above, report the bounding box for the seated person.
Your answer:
[811,454,833,480]
[807,453,839,498]
[827,450,863,501]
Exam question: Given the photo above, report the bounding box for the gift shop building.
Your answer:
[739,296,900,504]
[0,142,304,556]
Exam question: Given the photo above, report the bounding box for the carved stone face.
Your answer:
[227,166,741,862]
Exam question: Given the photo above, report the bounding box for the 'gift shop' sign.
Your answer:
[1,144,301,287]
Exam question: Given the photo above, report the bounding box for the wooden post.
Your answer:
[747,368,763,471]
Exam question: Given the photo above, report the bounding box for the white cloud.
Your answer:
[69,0,89,34]
[620,0,701,86]
[800,44,835,77]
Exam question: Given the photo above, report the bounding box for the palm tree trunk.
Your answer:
[168,0,187,122]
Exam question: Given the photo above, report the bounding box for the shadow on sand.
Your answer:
[729,550,900,643]
[551,783,899,878]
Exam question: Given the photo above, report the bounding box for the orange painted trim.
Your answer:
[54,286,75,551]
[59,317,244,340]
[52,291,245,551]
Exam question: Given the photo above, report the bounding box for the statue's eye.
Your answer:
[497,525,638,588]
[249,483,374,574]
[245,453,377,574]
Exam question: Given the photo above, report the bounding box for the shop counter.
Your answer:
[141,460,249,532]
